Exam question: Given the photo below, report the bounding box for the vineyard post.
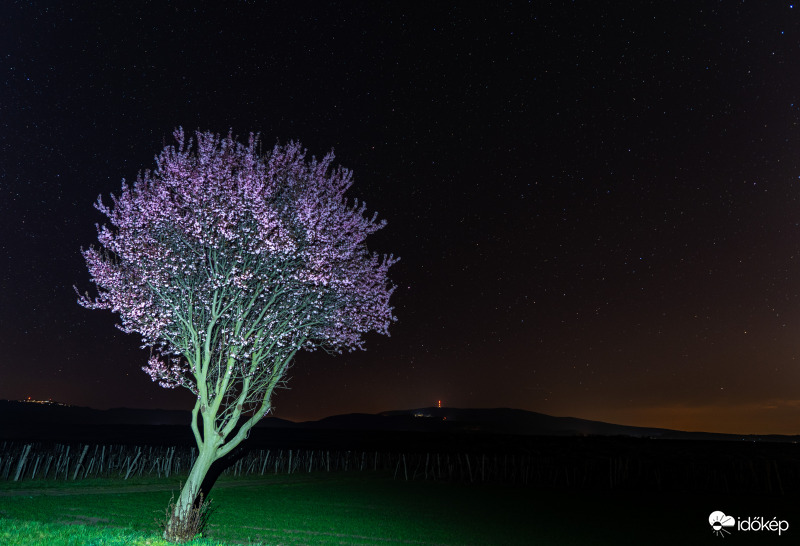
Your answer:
[73,445,89,480]
[13,444,31,482]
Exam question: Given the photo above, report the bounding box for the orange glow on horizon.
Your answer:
[573,401,800,436]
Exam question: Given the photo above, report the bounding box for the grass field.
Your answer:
[0,471,794,545]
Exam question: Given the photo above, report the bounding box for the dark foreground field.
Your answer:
[1,420,799,544]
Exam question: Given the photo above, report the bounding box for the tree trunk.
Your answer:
[164,445,216,540]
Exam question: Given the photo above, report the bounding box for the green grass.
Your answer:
[0,518,224,545]
[0,474,173,491]
[0,471,794,545]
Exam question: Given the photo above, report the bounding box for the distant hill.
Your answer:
[300,406,800,442]
[1,400,798,443]
[0,399,297,427]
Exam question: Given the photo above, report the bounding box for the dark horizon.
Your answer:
[6,397,800,440]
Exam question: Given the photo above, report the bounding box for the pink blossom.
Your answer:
[77,128,398,409]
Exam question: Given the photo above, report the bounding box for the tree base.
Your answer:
[158,486,214,543]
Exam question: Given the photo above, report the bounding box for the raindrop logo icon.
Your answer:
[709,511,735,537]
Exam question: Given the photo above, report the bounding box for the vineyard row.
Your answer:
[2,441,799,493]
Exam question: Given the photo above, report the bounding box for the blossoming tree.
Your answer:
[77,128,398,539]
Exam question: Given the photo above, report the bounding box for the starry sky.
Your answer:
[3,1,800,434]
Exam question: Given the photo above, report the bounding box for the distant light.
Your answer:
[438,400,441,408]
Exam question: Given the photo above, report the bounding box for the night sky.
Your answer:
[4,2,800,434]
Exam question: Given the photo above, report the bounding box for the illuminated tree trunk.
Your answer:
[165,443,216,540]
